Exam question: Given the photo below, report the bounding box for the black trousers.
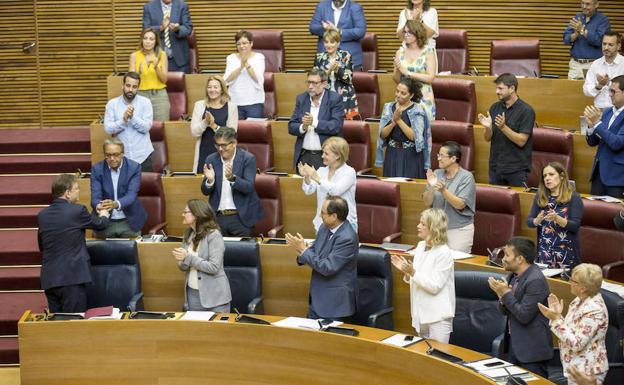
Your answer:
[489,169,528,187]
[45,284,88,313]
[296,149,323,174]
[216,213,252,237]
[141,153,153,173]
[307,306,353,323]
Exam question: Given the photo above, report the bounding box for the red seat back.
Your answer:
[528,127,573,187]
[253,174,282,237]
[436,29,469,74]
[166,71,187,120]
[430,121,474,171]
[356,179,401,244]
[432,77,476,123]
[188,30,198,73]
[343,121,371,173]
[361,32,378,72]
[237,121,274,172]
[473,186,521,256]
[149,121,168,173]
[247,29,285,72]
[490,40,540,77]
[138,172,165,234]
[263,72,276,119]
[352,72,379,119]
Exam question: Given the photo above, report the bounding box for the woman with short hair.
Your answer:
[538,263,608,385]
[391,208,455,343]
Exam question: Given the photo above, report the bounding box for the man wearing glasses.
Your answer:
[584,75,624,198]
[90,137,147,238]
[288,68,344,172]
[201,127,264,236]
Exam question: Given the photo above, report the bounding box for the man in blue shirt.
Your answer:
[563,0,610,80]
[104,72,154,172]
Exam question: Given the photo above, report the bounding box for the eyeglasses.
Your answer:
[236,41,250,47]
[436,153,451,159]
[403,30,414,36]
[182,210,191,214]
[609,89,623,95]
[104,152,123,158]
[307,80,323,86]
[214,142,233,150]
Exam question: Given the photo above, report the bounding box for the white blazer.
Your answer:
[407,241,455,331]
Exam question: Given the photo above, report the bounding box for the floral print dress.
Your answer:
[314,49,359,120]
[398,46,436,122]
[537,196,575,267]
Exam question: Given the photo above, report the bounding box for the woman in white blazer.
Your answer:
[391,208,455,343]
[173,199,232,312]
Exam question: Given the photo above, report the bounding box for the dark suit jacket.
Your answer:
[143,0,193,69]
[587,107,624,187]
[615,211,624,231]
[90,158,147,232]
[287,90,344,168]
[200,148,264,228]
[309,0,366,67]
[297,222,358,318]
[37,198,109,290]
[499,264,553,363]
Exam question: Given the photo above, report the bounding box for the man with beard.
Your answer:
[583,31,624,109]
[288,68,344,172]
[478,73,535,187]
[104,71,154,171]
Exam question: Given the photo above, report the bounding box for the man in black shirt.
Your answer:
[478,73,536,187]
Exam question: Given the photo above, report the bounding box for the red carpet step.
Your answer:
[0,207,44,228]
[0,291,47,335]
[0,337,18,365]
[0,154,91,174]
[0,175,56,205]
[0,267,41,291]
[0,127,90,154]
[0,230,40,266]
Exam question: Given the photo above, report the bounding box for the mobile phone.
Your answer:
[404,335,414,341]
[484,361,505,367]
[219,315,229,321]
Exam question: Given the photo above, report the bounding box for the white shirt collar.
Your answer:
[331,0,347,11]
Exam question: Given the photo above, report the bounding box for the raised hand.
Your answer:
[583,105,602,127]
[494,112,506,129]
[203,163,215,184]
[477,112,492,129]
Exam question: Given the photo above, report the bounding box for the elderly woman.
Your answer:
[375,77,431,179]
[397,0,439,50]
[224,30,265,119]
[298,136,357,232]
[129,27,170,121]
[527,162,584,268]
[313,29,359,120]
[190,75,238,174]
[391,208,455,343]
[172,199,231,312]
[393,19,436,121]
[538,263,609,385]
[423,141,476,253]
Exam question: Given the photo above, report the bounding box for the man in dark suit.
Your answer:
[91,137,147,238]
[143,0,193,73]
[201,126,264,236]
[309,0,366,70]
[286,195,358,321]
[488,237,552,378]
[288,68,344,171]
[37,174,110,312]
[584,74,624,198]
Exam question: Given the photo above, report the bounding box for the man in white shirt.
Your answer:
[583,31,624,109]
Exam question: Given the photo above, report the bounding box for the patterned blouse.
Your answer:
[397,46,436,122]
[314,49,359,120]
[550,294,609,379]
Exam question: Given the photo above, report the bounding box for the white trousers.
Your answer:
[447,223,474,254]
[418,318,453,344]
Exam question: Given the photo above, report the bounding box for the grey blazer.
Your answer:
[178,230,232,309]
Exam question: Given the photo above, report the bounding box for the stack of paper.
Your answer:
[180,311,216,321]
[380,333,423,347]
[272,317,342,330]
[602,281,624,297]
[464,358,536,383]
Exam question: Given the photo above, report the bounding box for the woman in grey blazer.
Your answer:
[173,199,232,312]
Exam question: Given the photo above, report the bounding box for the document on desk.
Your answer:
[602,281,624,297]
[450,250,472,260]
[180,311,216,321]
[464,358,536,383]
[380,333,423,347]
[272,317,342,330]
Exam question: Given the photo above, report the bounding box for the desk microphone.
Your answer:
[418,338,464,363]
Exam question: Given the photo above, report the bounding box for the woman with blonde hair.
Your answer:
[391,208,455,343]
[538,263,608,385]
[527,161,584,268]
[190,75,238,173]
[129,28,170,121]
[298,136,357,232]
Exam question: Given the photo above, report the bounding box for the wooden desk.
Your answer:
[18,312,554,385]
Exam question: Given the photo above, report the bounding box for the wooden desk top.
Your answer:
[18,311,553,385]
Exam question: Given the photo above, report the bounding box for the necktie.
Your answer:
[163,10,171,49]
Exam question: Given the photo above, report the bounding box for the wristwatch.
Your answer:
[228,175,237,183]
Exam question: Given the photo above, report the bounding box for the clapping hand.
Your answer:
[285,232,307,254]
[224,162,234,181]
[533,210,546,226]
[494,112,506,129]
[392,105,403,123]
[584,105,602,127]
[391,254,415,277]
[543,210,559,223]
[393,55,402,70]
[328,58,340,73]
[123,105,134,122]
[596,73,609,88]
[302,112,314,129]
[477,112,492,129]
[203,163,215,184]
[538,293,564,322]
[161,13,170,31]
[204,111,215,128]
[322,21,338,31]
[298,162,315,178]
[566,366,597,385]
[169,23,180,32]
[569,18,583,33]
[426,169,437,186]
[488,276,511,298]
[172,247,187,261]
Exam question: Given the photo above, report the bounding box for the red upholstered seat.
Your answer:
[436,29,469,74]
[473,186,521,256]
[263,72,277,119]
[0,291,47,335]
[490,39,540,77]
[0,206,44,228]
[352,72,380,120]
[343,121,371,174]
[430,121,475,171]
[580,200,624,282]
[0,154,91,174]
[166,71,187,120]
[356,179,402,244]
[149,121,168,174]
[237,120,274,172]
[0,175,56,205]
[361,32,378,72]
[0,127,90,154]
[253,174,283,238]
[528,127,574,187]
[0,337,19,365]
[138,172,167,235]
[247,29,285,72]
[0,267,41,290]
[188,30,199,73]
[431,77,476,123]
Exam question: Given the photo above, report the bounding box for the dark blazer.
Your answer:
[499,264,553,363]
[287,90,344,168]
[90,158,147,232]
[615,211,624,231]
[587,107,624,187]
[37,198,109,290]
[309,0,366,68]
[200,148,264,228]
[297,221,359,318]
[142,0,193,70]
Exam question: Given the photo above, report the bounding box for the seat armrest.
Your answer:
[247,296,264,314]
[602,260,624,281]
[148,222,168,235]
[382,232,402,243]
[129,292,145,312]
[368,307,394,330]
[491,333,505,358]
[356,168,372,176]
[268,225,285,239]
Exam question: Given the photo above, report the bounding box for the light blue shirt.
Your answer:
[108,159,126,220]
[104,94,154,164]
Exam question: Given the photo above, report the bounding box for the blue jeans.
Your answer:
[238,103,264,119]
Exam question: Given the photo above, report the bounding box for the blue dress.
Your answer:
[382,103,425,179]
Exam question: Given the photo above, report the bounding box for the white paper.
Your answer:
[380,333,423,347]
[383,177,412,183]
[464,357,512,372]
[223,237,243,242]
[602,281,624,297]
[584,196,622,203]
[481,366,529,379]
[272,317,342,330]
[180,311,216,321]
[541,268,564,277]
[451,250,473,260]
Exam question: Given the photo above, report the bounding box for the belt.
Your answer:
[387,139,415,149]
[217,209,238,216]
[301,149,322,155]
[573,58,595,64]
[110,218,127,222]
